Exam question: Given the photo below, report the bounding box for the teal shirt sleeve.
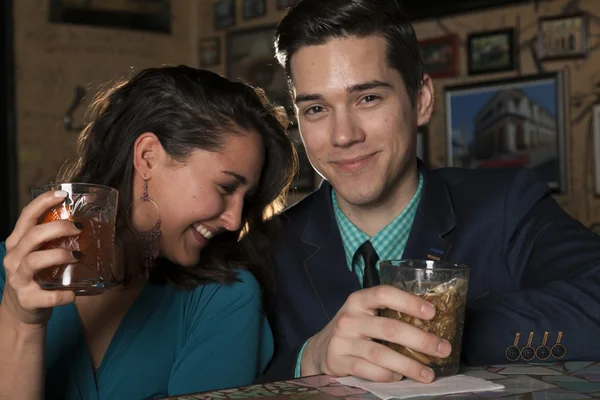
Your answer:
[294,339,309,378]
[168,269,274,395]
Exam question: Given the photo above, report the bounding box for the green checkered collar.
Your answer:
[332,172,423,276]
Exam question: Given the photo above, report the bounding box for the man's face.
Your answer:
[289,35,433,211]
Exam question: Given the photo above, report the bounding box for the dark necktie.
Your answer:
[359,241,380,288]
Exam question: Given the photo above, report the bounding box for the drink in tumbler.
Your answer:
[32,183,119,295]
[379,260,470,377]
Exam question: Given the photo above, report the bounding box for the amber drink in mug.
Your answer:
[32,183,119,295]
[380,260,470,377]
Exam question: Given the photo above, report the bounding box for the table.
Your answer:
[162,362,600,399]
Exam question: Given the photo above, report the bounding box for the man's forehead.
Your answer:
[289,37,391,92]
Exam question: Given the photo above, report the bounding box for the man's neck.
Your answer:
[337,166,419,237]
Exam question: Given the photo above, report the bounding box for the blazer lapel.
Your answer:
[301,182,360,322]
[403,162,456,262]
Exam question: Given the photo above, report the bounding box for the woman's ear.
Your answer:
[132,133,164,179]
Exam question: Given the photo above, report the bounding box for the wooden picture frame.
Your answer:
[199,37,221,67]
[419,34,460,79]
[467,28,517,75]
[593,103,600,195]
[213,0,235,30]
[227,25,293,116]
[538,13,588,61]
[243,0,267,20]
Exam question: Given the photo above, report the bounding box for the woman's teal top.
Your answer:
[0,243,273,399]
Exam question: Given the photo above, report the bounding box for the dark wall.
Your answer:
[404,0,532,20]
[1,0,17,240]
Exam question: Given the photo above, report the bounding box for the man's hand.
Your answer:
[300,285,452,383]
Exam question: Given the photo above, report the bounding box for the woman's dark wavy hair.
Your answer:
[275,0,425,105]
[58,65,297,304]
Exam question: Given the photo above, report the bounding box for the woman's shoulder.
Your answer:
[182,269,262,310]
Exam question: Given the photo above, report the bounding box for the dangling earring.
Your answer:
[129,177,161,278]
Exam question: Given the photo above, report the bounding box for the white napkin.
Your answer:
[335,374,505,399]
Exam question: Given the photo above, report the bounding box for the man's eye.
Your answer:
[362,95,380,103]
[305,106,323,115]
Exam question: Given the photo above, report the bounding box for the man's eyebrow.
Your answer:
[222,171,247,185]
[348,80,393,93]
[295,93,323,104]
[294,80,393,104]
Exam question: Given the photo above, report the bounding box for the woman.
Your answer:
[0,66,296,399]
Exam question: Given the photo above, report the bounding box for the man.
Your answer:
[261,0,600,385]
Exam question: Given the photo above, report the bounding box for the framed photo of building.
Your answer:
[538,13,588,61]
[445,73,565,192]
[467,29,517,75]
[199,37,220,67]
[418,34,459,79]
[214,0,235,30]
[49,0,170,33]
[227,26,293,116]
[243,0,267,20]
[593,103,600,195]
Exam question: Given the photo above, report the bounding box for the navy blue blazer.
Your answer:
[261,164,600,382]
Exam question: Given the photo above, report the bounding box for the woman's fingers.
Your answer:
[15,285,76,312]
[4,221,82,276]
[12,248,81,285]
[5,190,68,252]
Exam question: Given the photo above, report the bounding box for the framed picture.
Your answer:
[214,0,235,30]
[199,37,220,67]
[243,0,267,20]
[445,73,565,192]
[593,103,600,195]
[289,126,316,192]
[467,29,517,75]
[538,13,588,61]
[227,26,293,116]
[49,0,170,33]
[277,0,300,10]
[417,126,429,166]
[419,34,459,79]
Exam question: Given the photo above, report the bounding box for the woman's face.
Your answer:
[132,130,265,267]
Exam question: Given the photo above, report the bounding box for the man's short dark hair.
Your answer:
[274,0,425,104]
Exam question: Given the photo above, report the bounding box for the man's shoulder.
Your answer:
[277,187,323,223]
[432,166,548,195]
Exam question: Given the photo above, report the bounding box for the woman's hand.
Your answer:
[1,190,82,327]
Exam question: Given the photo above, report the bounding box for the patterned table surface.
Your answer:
[165,362,600,400]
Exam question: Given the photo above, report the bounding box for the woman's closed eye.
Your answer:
[219,184,237,195]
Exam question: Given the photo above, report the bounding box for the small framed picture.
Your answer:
[243,0,267,20]
[467,29,517,75]
[593,103,600,195]
[213,0,235,30]
[277,0,299,10]
[419,34,459,79]
[538,13,588,61]
[199,37,220,67]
